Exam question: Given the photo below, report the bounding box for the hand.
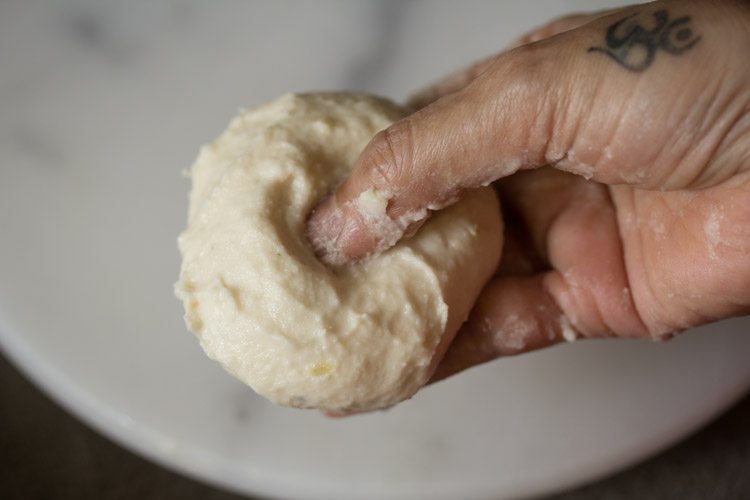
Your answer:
[308,0,750,384]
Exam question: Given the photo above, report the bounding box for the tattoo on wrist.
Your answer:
[588,9,701,72]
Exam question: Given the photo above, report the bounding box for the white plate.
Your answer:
[1,1,749,499]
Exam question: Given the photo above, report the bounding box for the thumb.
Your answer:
[307,44,558,265]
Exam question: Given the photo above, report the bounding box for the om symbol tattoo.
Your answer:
[588,9,702,72]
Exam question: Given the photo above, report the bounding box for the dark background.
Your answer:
[1,351,748,500]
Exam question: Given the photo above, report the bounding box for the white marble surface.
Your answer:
[1,1,749,499]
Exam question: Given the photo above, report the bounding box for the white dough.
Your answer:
[175,93,502,411]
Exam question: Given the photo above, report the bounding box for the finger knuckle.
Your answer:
[363,121,414,192]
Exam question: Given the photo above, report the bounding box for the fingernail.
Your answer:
[306,194,348,266]
[307,192,382,267]
[307,189,430,266]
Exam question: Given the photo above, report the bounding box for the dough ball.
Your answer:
[175,93,502,411]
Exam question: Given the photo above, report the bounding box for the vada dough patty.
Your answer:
[175,93,502,411]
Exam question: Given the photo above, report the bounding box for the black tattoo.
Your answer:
[588,9,701,72]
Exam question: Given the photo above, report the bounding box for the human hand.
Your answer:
[308,0,750,383]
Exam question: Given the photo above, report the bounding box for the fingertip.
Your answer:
[306,175,432,267]
[306,193,347,266]
[306,188,390,267]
